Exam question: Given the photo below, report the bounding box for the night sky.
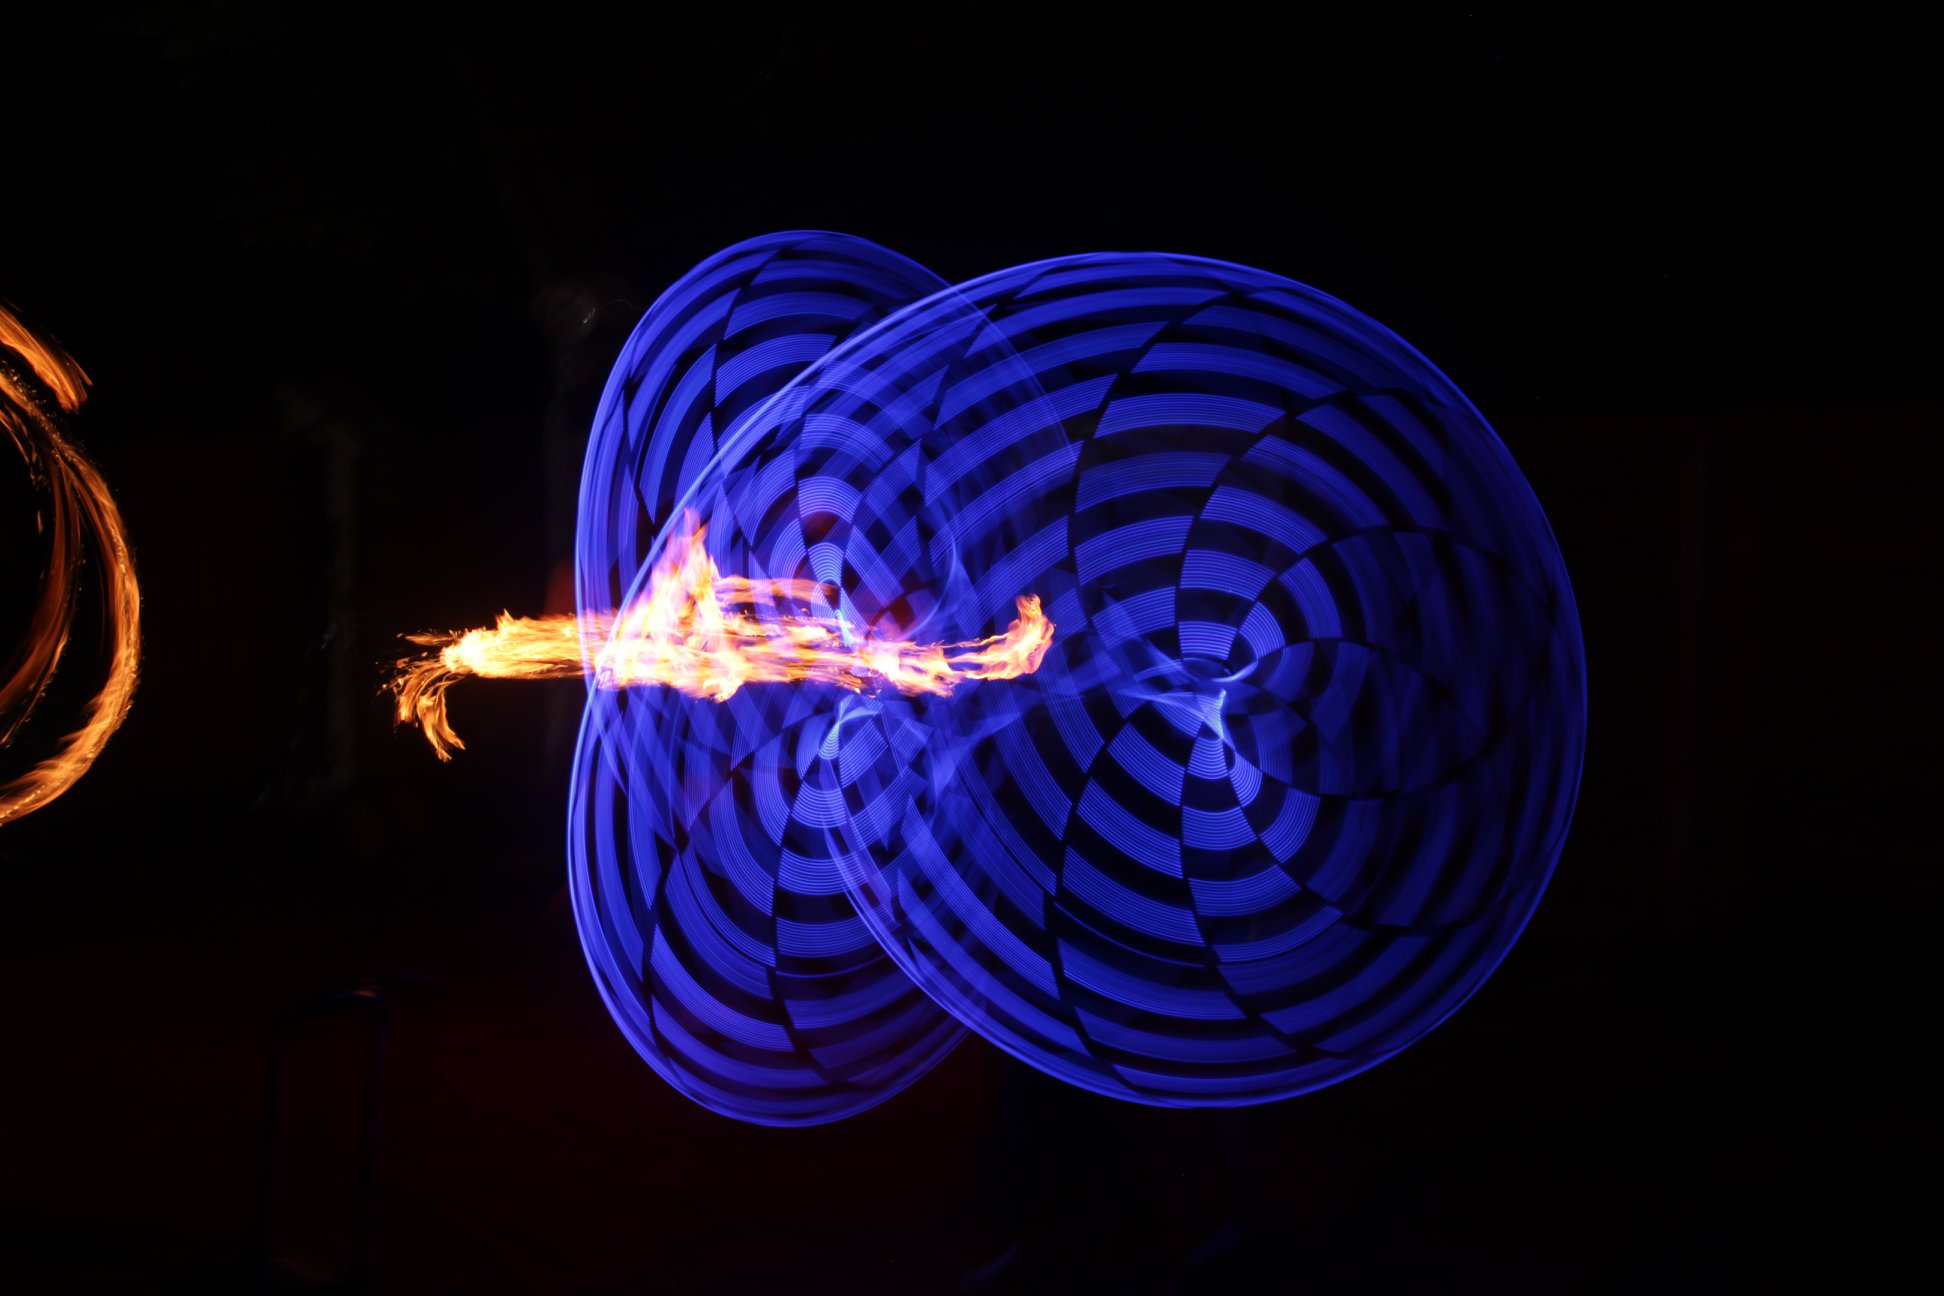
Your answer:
[1,10,1933,1292]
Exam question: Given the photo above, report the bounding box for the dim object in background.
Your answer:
[251,986,391,1292]
[559,233,1586,1123]
[0,302,140,824]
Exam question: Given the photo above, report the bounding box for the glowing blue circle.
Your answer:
[569,233,1585,1123]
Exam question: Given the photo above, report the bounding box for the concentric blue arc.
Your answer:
[567,232,1585,1125]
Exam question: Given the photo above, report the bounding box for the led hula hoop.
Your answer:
[567,233,1584,1125]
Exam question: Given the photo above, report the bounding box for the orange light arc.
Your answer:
[1,303,142,825]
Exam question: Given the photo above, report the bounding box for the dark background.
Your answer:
[1,8,1934,1291]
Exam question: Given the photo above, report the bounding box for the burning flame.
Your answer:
[390,514,1053,760]
[1,302,142,824]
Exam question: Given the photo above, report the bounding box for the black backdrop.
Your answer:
[1,9,1933,1292]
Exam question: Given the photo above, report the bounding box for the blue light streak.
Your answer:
[565,233,1585,1125]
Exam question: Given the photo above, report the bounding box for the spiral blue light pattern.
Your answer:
[568,233,1584,1124]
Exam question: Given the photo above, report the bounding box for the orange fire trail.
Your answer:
[390,516,1053,760]
[1,303,142,825]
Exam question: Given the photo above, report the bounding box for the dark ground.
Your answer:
[1,9,1935,1292]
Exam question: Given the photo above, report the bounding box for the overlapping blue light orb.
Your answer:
[566,232,1584,1125]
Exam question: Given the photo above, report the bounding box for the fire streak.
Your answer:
[391,516,1053,760]
[1,303,142,824]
